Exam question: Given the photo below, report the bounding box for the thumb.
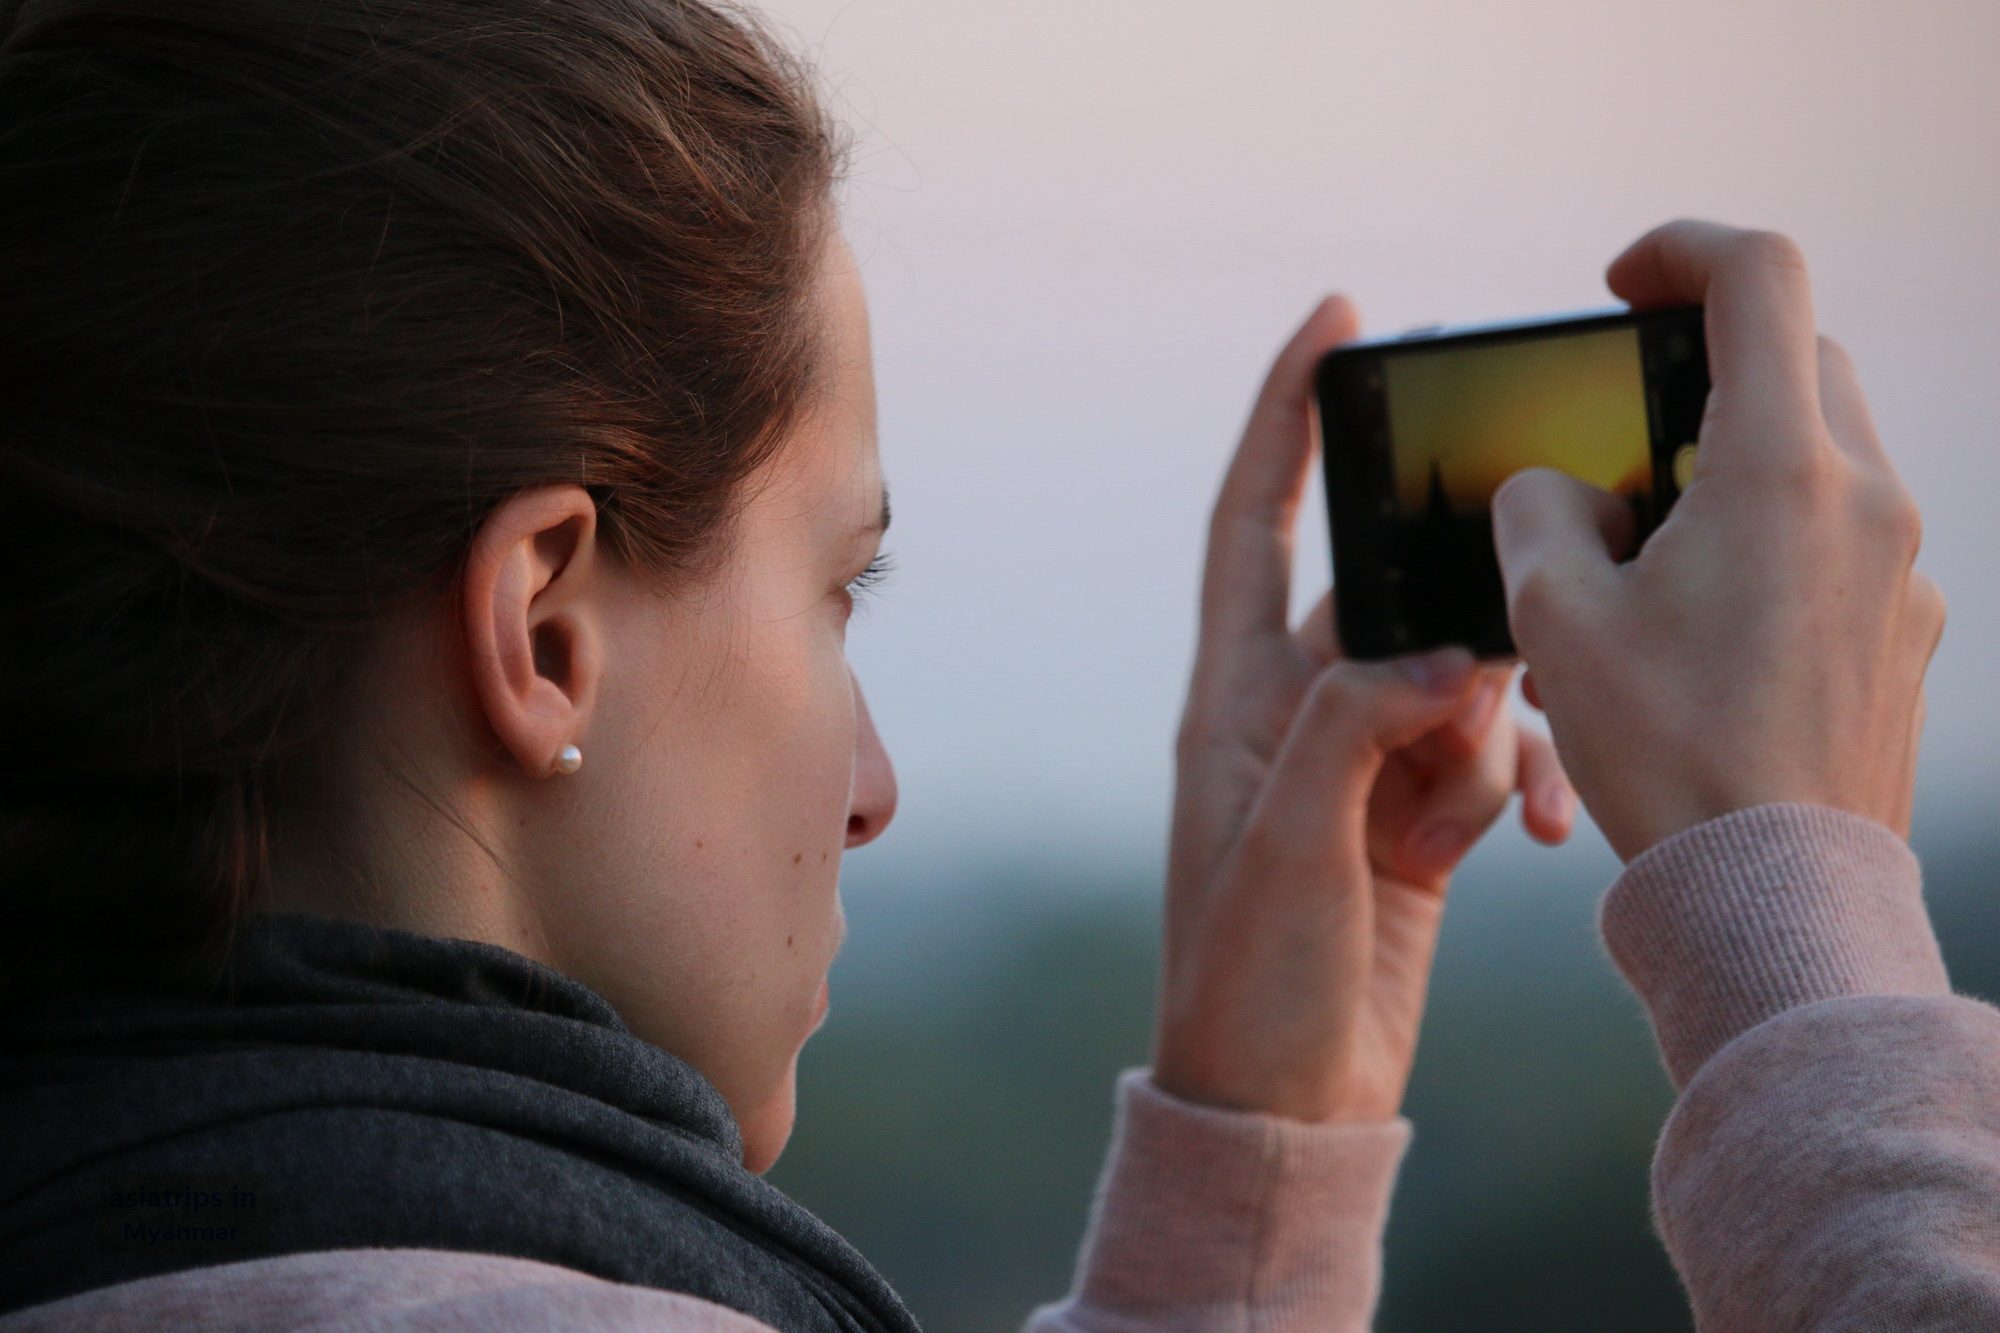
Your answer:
[1491,468,1631,650]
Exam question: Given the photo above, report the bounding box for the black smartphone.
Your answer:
[1316,305,1708,660]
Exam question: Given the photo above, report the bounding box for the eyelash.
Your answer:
[847,552,894,601]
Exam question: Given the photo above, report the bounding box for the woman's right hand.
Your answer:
[1151,299,1574,1127]
[1493,220,1946,862]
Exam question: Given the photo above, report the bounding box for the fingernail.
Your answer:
[1409,822,1473,878]
[1542,783,1576,829]
[1398,647,1476,695]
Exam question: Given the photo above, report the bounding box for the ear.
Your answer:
[462,485,604,778]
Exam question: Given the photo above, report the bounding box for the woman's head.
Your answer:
[0,0,891,1167]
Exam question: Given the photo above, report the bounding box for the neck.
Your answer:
[261,613,558,967]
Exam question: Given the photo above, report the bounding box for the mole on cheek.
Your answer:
[793,853,803,865]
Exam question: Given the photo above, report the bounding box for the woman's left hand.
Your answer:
[1151,297,1576,1124]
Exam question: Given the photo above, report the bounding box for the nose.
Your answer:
[845,675,897,849]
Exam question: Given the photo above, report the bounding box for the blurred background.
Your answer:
[743,1,2000,1329]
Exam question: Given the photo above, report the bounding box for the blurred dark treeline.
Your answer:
[771,817,2000,1333]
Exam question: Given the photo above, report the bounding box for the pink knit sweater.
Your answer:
[6,803,1994,1332]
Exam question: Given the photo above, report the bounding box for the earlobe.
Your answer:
[461,485,605,779]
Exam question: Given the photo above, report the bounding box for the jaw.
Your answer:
[735,1062,800,1175]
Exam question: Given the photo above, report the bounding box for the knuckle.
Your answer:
[1909,572,1948,637]
[1303,663,1370,715]
[1737,228,1809,278]
[1761,442,1846,504]
[1296,664,1405,745]
[1874,490,1925,561]
[1842,473,1923,559]
[1504,565,1571,634]
[1233,816,1312,880]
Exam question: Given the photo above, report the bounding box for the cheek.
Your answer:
[711,612,857,894]
[613,601,855,890]
[541,602,855,1119]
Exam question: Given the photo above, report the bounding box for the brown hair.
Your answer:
[0,0,838,994]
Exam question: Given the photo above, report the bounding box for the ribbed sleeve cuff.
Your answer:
[1602,803,1949,1088]
[1030,1070,1409,1333]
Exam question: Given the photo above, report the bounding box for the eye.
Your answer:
[845,552,894,604]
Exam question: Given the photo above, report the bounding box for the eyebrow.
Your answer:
[871,486,891,535]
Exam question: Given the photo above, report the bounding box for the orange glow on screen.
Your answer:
[1385,325,1651,516]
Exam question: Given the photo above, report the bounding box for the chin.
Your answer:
[737,1064,800,1175]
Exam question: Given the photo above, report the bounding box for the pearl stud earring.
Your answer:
[555,744,583,775]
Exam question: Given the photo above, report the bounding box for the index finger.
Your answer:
[1200,296,1360,650]
[1607,220,1824,463]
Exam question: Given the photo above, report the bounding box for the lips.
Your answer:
[811,977,831,1032]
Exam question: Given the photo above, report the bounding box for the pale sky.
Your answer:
[751,0,2000,879]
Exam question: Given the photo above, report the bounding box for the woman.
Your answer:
[0,0,1982,1329]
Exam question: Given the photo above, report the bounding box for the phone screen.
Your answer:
[1383,326,1652,521]
[1317,307,1706,660]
